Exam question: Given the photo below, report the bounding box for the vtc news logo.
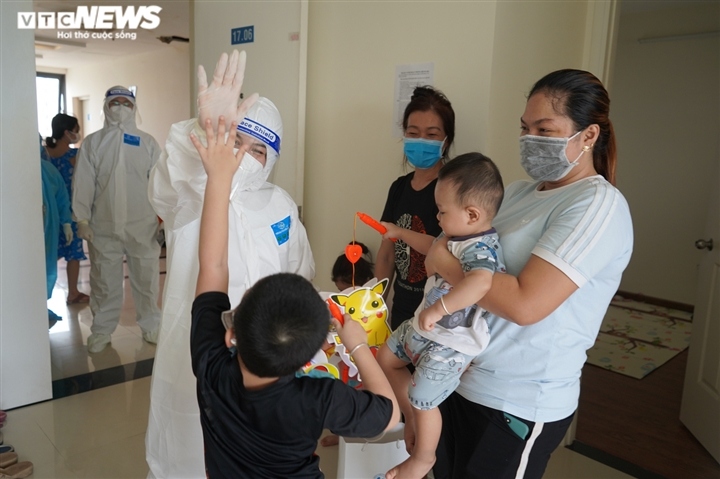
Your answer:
[18,6,162,30]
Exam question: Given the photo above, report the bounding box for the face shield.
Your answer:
[103,86,139,127]
[230,97,283,192]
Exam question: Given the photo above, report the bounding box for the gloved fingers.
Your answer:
[63,224,74,246]
[223,49,240,86]
[212,51,229,89]
[197,50,247,130]
[232,50,246,89]
[77,223,94,242]
[237,92,259,124]
[197,64,208,95]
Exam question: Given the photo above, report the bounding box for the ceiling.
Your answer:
[33,0,189,70]
[32,0,697,71]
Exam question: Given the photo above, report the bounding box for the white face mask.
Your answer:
[233,151,266,193]
[519,130,585,182]
[66,131,80,144]
[108,104,134,124]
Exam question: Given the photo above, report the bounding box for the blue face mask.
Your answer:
[403,137,444,169]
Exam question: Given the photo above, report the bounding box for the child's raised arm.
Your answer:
[191,117,246,297]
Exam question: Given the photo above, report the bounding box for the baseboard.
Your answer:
[615,290,694,313]
[52,358,154,400]
[567,441,669,479]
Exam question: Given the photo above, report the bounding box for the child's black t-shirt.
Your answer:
[191,292,393,478]
[380,172,442,328]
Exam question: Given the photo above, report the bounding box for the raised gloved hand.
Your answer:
[77,220,94,242]
[63,223,73,246]
[197,50,258,132]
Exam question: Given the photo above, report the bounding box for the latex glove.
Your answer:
[197,49,259,132]
[77,221,94,242]
[63,223,73,246]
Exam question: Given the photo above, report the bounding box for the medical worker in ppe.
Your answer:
[40,135,73,327]
[72,86,162,353]
[145,50,314,478]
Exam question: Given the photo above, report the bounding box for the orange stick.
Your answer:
[327,298,344,325]
[357,212,397,242]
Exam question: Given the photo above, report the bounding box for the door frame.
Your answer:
[563,0,620,447]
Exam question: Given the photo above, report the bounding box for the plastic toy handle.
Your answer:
[327,298,344,325]
[357,212,397,242]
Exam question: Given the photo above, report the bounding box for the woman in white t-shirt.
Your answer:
[426,69,633,479]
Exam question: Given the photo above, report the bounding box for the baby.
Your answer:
[378,152,505,479]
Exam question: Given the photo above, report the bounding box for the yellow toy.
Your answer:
[330,278,391,348]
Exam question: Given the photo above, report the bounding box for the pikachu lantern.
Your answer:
[330,278,391,348]
[319,278,391,384]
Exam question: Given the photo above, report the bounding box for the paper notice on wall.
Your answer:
[393,62,434,138]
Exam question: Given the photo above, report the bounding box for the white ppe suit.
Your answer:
[145,97,315,478]
[72,86,162,338]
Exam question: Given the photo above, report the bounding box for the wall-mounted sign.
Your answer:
[231,25,254,45]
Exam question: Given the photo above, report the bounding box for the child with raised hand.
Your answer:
[378,152,505,479]
[189,116,399,478]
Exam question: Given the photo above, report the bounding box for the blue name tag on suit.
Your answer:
[271,216,291,245]
[123,133,140,146]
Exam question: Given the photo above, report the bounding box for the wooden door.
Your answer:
[680,163,720,463]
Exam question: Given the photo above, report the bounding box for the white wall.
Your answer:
[613,3,720,304]
[486,0,591,184]
[1,0,54,409]
[304,0,593,291]
[65,44,191,147]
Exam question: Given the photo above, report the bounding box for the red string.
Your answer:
[352,214,357,288]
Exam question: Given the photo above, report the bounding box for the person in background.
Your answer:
[319,240,377,448]
[45,113,89,305]
[331,241,375,290]
[429,69,633,479]
[376,86,455,330]
[72,86,162,353]
[146,50,314,479]
[39,135,73,328]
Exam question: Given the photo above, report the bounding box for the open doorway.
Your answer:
[572,1,720,477]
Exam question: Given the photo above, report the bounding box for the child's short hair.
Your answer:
[233,273,329,377]
[438,152,504,218]
[331,242,374,287]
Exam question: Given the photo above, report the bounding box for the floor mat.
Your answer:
[585,297,693,379]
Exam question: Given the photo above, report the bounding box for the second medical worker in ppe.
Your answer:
[72,86,162,353]
[145,50,314,479]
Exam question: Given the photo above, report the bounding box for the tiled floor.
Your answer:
[0,256,633,478]
[47,254,163,383]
